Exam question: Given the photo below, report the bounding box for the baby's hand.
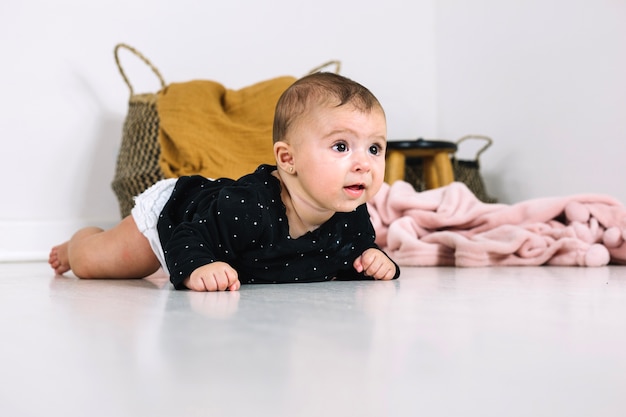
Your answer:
[184,262,241,292]
[353,248,396,280]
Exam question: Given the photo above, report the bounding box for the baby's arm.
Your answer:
[183,262,241,292]
[353,248,397,281]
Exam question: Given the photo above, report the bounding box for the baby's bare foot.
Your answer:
[49,243,71,275]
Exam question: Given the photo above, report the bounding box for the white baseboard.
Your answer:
[0,219,117,262]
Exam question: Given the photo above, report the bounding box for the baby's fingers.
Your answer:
[187,262,240,292]
[357,250,395,280]
[227,279,241,291]
[371,263,396,280]
[210,267,240,291]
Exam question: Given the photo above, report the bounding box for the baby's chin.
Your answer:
[334,198,369,212]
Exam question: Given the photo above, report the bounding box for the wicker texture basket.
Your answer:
[111,44,167,218]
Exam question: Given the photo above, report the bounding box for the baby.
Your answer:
[49,72,400,291]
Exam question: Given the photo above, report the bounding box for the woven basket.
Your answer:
[111,43,167,218]
[451,135,498,203]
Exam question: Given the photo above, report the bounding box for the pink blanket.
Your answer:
[367,181,626,267]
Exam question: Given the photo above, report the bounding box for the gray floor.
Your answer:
[1,262,626,417]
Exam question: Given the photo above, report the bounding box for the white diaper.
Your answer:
[131,178,178,274]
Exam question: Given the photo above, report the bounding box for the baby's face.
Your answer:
[288,103,387,212]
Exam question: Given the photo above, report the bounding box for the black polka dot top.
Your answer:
[157,165,399,289]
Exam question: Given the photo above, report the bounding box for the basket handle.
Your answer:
[456,135,493,160]
[114,43,166,97]
[307,60,342,74]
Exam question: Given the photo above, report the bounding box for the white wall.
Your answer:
[435,0,626,203]
[1,0,625,261]
[0,0,436,260]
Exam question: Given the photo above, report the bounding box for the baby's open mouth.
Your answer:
[345,184,365,191]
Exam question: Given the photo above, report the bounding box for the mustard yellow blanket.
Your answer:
[157,76,296,180]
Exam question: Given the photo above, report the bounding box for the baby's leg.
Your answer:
[49,216,161,279]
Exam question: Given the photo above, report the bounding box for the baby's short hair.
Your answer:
[273,72,384,143]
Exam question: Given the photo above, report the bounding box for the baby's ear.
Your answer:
[274,141,295,171]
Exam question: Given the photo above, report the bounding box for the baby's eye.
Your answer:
[369,144,382,155]
[332,142,348,152]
